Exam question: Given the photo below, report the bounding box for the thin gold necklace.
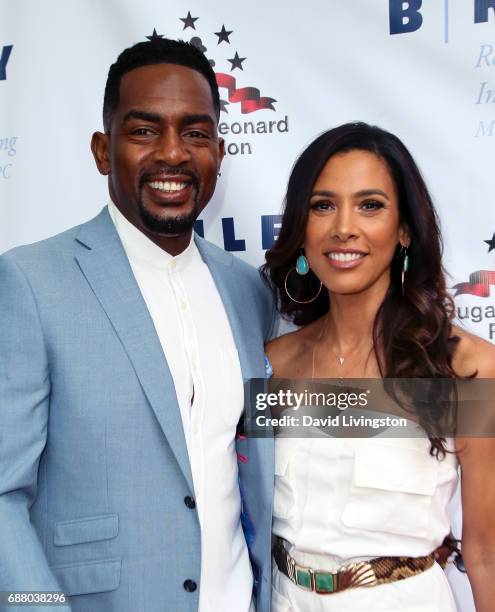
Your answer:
[312,317,373,379]
[311,319,327,379]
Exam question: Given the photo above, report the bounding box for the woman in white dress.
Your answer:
[262,123,495,611]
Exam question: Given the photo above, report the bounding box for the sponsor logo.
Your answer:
[475,45,495,137]
[0,135,17,179]
[194,213,282,253]
[148,12,289,252]
[1,45,16,180]
[389,4,495,135]
[0,44,13,81]
[149,11,288,157]
[475,0,495,23]
[454,234,495,339]
[389,0,495,39]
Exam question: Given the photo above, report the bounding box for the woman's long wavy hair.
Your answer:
[261,122,461,456]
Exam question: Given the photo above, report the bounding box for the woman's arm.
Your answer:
[455,332,495,611]
[457,436,495,611]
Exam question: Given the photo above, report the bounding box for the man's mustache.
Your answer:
[139,167,199,190]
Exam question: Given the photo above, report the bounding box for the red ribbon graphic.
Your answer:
[216,73,276,113]
[453,270,495,297]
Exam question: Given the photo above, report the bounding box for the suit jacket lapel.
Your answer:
[195,237,263,382]
[195,237,274,506]
[74,208,194,492]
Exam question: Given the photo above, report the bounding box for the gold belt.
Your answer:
[273,536,454,595]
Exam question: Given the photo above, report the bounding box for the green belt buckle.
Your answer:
[314,571,335,594]
[295,568,312,590]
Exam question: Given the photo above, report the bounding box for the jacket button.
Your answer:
[183,579,197,592]
[184,496,196,509]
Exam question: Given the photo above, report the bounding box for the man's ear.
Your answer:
[91,132,111,176]
[218,137,225,173]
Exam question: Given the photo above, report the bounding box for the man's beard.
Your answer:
[137,167,200,235]
[138,198,199,235]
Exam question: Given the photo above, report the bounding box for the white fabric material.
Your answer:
[272,434,458,611]
[272,561,457,612]
[108,202,252,612]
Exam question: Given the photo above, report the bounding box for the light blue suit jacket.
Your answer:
[0,207,275,612]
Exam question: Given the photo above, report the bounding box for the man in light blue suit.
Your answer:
[0,38,275,612]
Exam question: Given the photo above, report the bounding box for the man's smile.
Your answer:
[148,180,188,192]
[140,170,198,205]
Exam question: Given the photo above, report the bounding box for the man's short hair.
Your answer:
[102,38,220,132]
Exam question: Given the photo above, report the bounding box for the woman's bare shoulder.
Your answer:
[452,324,495,377]
[265,327,306,363]
[265,320,320,376]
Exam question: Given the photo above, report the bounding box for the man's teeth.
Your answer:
[148,180,187,192]
[327,252,365,262]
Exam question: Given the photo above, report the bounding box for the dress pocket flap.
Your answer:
[51,558,121,596]
[54,513,118,546]
[353,444,437,495]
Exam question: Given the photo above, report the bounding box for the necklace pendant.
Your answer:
[339,357,345,366]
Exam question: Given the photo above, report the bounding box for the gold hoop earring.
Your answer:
[284,267,323,304]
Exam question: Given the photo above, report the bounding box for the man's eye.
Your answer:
[131,128,155,136]
[185,130,209,138]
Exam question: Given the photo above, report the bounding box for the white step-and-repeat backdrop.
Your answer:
[1,1,494,609]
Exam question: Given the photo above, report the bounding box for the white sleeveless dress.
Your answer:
[270,388,459,612]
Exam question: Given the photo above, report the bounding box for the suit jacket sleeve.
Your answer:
[265,296,278,342]
[0,254,69,610]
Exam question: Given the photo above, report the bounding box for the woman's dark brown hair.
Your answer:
[261,122,461,456]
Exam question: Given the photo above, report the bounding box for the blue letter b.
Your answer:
[389,0,423,35]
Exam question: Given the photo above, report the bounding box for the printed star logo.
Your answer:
[146,28,163,41]
[145,11,278,114]
[484,233,495,253]
[189,36,215,67]
[180,11,198,30]
[454,237,495,297]
[215,25,233,44]
[228,52,246,71]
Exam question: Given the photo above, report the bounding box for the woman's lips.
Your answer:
[325,251,368,269]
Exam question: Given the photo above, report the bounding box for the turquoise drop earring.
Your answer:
[285,251,322,304]
[296,254,309,275]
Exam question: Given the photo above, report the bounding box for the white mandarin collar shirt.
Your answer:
[109,205,196,272]
[108,202,253,612]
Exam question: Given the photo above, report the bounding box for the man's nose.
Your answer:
[153,129,191,166]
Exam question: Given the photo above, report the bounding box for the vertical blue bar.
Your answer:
[444,0,449,43]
